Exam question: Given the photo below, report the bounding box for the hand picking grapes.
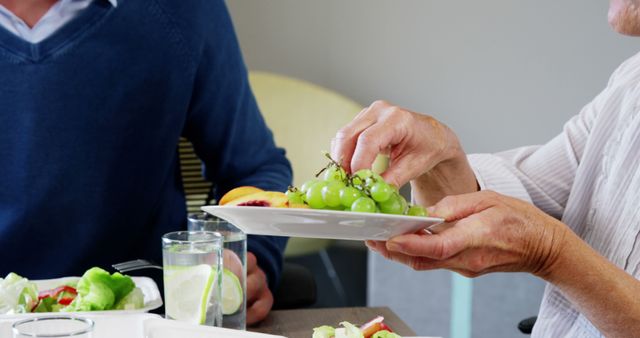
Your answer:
[286,153,428,216]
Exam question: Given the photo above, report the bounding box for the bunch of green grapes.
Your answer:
[286,156,428,216]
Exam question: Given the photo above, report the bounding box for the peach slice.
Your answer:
[288,202,310,209]
[219,186,264,205]
[224,191,288,208]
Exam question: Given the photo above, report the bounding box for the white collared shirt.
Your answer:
[0,0,117,44]
[468,52,640,337]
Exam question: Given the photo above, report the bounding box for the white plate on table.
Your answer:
[0,276,162,319]
[202,206,444,241]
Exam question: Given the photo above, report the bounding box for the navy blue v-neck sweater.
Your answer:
[0,0,291,290]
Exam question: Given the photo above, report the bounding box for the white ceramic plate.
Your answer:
[0,276,162,318]
[201,206,444,241]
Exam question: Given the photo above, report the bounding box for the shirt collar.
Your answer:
[60,0,118,7]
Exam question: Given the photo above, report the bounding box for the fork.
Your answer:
[112,259,163,273]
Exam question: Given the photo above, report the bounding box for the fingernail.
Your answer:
[386,240,401,252]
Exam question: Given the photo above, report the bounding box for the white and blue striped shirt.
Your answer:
[469,52,640,337]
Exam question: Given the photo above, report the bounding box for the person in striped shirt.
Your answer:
[332,1,640,337]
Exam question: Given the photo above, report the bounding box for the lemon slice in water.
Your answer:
[164,264,216,325]
[221,268,244,315]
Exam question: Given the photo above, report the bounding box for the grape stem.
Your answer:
[315,166,328,178]
[322,151,342,168]
[316,151,381,196]
[316,151,346,178]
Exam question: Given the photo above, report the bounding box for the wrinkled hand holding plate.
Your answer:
[202,206,444,241]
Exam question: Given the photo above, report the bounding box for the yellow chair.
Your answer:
[248,71,362,304]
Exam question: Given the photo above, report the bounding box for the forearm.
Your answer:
[541,230,640,337]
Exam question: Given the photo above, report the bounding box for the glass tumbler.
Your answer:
[162,231,223,327]
[188,213,247,330]
[12,316,94,338]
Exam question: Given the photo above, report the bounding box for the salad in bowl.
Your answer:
[313,316,401,338]
[0,267,146,314]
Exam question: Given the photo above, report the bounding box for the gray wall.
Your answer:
[226,0,639,153]
[226,1,640,337]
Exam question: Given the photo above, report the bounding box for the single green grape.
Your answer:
[355,169,383,181]
[378,193,405,215]
[407,205,428,216]
[354,169,373,179]
[322,181,345,207]
[300,179,319,194]
[399,194,408,213]
[365,177,376,188]
[351,169,383,190]
[370,181,393,202]
[351,169,372,186]
[323,165,347,182]
[285,190,304,204]
[339,186,362,207]
[351,197,377,213]
[306,181,327,209]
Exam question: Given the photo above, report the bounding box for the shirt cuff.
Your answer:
[468,153,533,203]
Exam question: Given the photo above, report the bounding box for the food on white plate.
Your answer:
[0,272,38,314]
[219,153,428,216]
[0,267,144,314]
[313,316,401,338]
[219,186,291,208]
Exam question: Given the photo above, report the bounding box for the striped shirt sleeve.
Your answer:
[468,82,608,219]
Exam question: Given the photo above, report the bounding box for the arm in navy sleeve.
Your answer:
[180,0,292,291]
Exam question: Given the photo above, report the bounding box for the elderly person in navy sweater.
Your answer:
[0,0,291,324]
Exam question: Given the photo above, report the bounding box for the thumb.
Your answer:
[380,158,416,189]
[428,190,499,222]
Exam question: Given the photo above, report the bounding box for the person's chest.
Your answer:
[0,0,200,192]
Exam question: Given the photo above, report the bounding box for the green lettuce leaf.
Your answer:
[114,287,144,310]
[338,321,364,338]
[372,331,401,338]
[64,267,135,311]
[0,273,38,314]
[312,325,336,338]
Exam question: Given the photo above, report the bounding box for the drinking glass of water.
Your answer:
[162,231,223,327]
[188,213,247,330]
